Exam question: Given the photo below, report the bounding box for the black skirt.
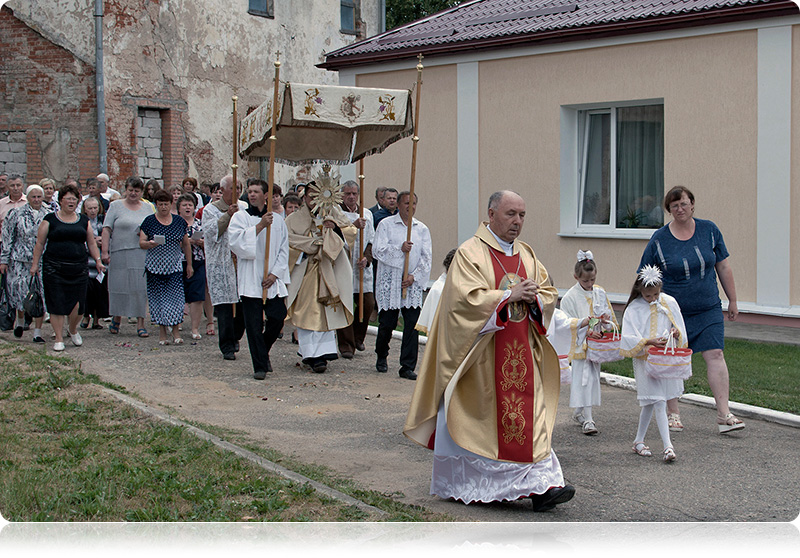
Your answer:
[42,258,88,316]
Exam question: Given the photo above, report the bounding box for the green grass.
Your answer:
[601,339,800,414]
[0,341,452,522]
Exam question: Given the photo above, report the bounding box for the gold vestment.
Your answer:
[404,223,560,463]
[285,204,357,331]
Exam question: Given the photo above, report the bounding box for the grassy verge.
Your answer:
[0,341,451,522]
[600,339,800,415]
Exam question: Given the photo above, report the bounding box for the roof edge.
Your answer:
[318,2,799,71]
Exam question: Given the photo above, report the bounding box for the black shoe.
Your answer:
[530,485,575,512]
[312,360,327,373]
[254,370,267,380]
[355,342,365,352]
[234,341,240,352]
[277,332,283,339]
[223,353,236,361]
[32,336,45,344]
[376,357,388,373]
[267,357,273,372]
[13,326,23,338]
[340,351,354,360]
[291,334,298,345]
[399,368,417,380]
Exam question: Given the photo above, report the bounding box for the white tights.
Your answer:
[634,400,672,450]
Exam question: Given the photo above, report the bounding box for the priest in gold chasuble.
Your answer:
[285,175,357,374]
[404,191,575,510]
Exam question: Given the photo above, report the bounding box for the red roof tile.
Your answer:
[320,0,799,69]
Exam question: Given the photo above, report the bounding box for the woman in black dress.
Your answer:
[30,184,105,352]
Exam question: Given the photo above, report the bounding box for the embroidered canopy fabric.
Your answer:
[238,83,414,165]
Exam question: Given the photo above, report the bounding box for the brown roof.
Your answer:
[319,0,799,70]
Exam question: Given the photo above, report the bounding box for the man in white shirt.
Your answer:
[372,191,432,380]
[0,175,27,245]
[228,179,290,380]
[335,180,374,358]
[96,173,121,201]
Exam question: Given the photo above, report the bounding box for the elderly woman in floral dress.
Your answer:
[0,185,49,343]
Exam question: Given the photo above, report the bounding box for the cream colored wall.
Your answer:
[478,31,760,300]
[356,66,459,274]
[792,25,800,306]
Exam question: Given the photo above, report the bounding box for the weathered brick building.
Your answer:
[1,0,380,189]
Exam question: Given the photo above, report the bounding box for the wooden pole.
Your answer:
[263,52,281,302]
[402,54,423,298]
[357,159,365,322]
[231,95,239,318]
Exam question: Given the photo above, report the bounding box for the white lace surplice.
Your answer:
[431,402,564,504]
[201,203,240,306]
[372,214,432,310]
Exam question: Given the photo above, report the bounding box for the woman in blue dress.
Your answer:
[139,189,193,345]
[639,185,744,434]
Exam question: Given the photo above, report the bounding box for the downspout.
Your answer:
[380,0,386,33]
[94,0,107,173]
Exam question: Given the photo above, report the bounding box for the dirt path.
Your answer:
[6,323,799,523]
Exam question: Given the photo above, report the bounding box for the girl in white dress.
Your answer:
[620,265,688,463]
[560,250,618,435]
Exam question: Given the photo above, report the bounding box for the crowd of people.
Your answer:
[1,171,745,511]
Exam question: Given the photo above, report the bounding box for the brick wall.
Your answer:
[0,6,99,185]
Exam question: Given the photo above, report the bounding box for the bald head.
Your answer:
[488,190,526,243]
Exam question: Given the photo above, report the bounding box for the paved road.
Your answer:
[2,323,799,523]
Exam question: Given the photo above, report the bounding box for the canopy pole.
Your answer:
[263,52,281,302]
[231,95,239,318]
[402,54,424,299]
[358,159,365,322]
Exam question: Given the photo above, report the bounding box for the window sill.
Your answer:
[558,229,657,240]
[248,10,274,19]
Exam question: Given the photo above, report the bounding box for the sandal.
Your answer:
[668,413,684,432]
[92,323,104,329]
[632,442,652,457]
[582,420,598,436]
[191,333,202,340]
[137,328,149,338]
[206,323,215,336]
[663,447,677,462]
[717,413,745,434]
[173,337,184,344]
[108,319,120,334]
[80,319,90,329]
[159,339,170,346]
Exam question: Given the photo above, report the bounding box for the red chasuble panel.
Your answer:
[490,249,535,462]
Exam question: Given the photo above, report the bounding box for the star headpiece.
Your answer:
[307,164,342,217]
[638,264,663,287]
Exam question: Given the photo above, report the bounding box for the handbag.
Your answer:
[586,322,623,363]
[558,354,572,385]
[22,275,45,319]
[646,336,693,380]
[0,275,14,331]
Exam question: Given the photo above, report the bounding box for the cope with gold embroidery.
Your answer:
[501,392,527,445]
[500,338,528,392]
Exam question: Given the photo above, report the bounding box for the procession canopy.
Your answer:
[238,83,414,165]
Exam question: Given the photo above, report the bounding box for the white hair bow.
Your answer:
[638,264,663,287]
[577,250,594,262]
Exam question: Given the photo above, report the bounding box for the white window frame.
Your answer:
[560,98,664,239]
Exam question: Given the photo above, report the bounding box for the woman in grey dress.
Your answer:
[0,184,48,342]
[101,177,154,336]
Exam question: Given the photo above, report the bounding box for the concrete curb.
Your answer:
[600,372,800,429]
[97,385,388,518]
[371,327,800,429]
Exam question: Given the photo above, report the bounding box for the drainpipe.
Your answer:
[95,0,107,173]
[380,0,386,33]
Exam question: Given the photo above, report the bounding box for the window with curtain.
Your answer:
[578,103,664,231]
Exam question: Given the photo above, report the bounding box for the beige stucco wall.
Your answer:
[356,65,459,274]
[478,30,760,301]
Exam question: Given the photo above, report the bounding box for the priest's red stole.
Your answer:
[490,249,535,462]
